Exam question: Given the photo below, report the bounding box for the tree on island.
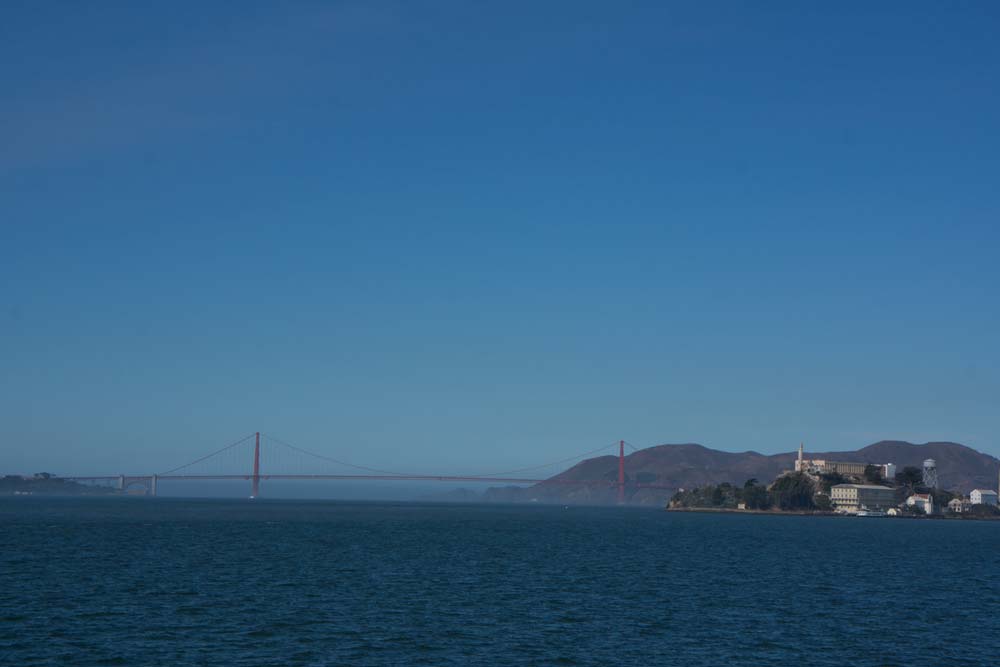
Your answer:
[669,482,740,509]
[741,479,771,510]
[711,484,725,506]
[817,472,846,494]
[863,464,883,484]
[895,466,923,490]
[930,488,955,508]
[769,472,816,510]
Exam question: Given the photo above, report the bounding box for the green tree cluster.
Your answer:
[817,472,846,494]
[670,478,783,511]
[863,464,884,484]
[895,466,923,490]
[742,479,771,510]
[770,472,817,510]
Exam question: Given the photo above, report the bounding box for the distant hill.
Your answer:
[484,441,1000,507]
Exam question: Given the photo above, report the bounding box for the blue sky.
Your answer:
[2,1,999,477]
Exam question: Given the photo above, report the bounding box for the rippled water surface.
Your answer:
[1,498,998,666]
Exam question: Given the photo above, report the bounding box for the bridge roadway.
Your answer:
[63,473,673,493]
[66,473,671,486]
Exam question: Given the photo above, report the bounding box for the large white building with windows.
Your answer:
[793,444,895,480]
[970,489,998,506]
[830,484,897,513]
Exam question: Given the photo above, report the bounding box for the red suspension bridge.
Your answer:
[61,432,670,503]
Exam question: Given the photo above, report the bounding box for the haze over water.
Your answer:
[2,498,998,666]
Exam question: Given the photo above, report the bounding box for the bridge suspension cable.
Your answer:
[156,433,256,476]
[260,433,413,476]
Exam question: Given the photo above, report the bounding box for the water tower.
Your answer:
[922,459,938,489]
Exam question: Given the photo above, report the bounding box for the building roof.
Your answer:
[972,489,998,495]
[831,484,894,490]
[910,493,931,500]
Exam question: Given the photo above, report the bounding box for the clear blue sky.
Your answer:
[2,1,999,476]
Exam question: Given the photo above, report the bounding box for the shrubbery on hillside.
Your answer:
[669,478,794,511]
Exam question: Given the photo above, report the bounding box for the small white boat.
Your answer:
[855,509,887,517]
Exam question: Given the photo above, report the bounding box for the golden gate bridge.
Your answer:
[60,432,670,503]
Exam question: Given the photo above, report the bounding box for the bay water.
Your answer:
[1,498,998,666]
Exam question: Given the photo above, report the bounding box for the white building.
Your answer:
[947,498,971,513]
[793,444,893,479]
[970,489,999,506]
[830,484,897,513]
[906,493,934,514]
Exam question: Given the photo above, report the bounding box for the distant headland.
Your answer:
[476,440,1000,511]
[0,473,117,496]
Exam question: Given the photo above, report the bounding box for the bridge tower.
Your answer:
[251,432,261,498]
[618,440,625,504]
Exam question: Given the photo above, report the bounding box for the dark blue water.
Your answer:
[2,499,998,666]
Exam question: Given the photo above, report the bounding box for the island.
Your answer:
[668,446,1000,519]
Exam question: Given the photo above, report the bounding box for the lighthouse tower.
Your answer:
[796,442,805,472]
